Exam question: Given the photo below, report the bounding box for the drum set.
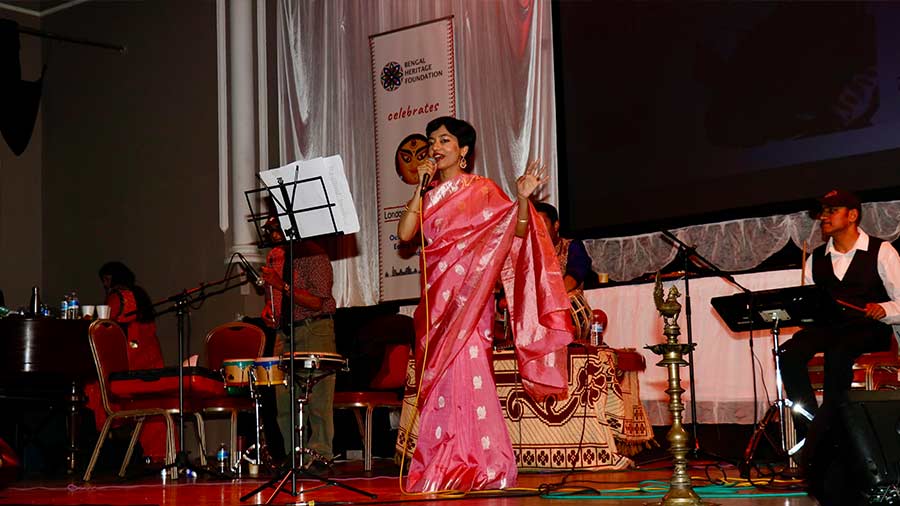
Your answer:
[220,351,348,475]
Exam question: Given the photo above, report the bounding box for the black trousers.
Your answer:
[779,318,892,418]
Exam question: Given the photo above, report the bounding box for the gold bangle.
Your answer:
[517,218,528,223]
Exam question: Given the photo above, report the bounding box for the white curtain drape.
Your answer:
[277,0,558,307]
[586,200,900,282]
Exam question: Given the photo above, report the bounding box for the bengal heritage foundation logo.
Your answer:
[381,61,403,91]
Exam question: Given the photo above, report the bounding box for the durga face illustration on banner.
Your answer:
[395,132,430,185]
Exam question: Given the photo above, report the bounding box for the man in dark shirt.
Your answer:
[260,219,337,472]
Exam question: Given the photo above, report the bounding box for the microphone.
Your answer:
[419,157,436,197]
[237,253,265,287]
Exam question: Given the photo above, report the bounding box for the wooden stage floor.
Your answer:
[0,458,819,506]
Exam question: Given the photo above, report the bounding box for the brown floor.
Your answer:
[0,458,819,506]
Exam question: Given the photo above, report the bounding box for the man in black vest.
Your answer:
[780,189,900,420]
[781,189,900,505]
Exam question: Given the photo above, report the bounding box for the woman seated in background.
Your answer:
[98,261,163,370]
[86,261,167,465]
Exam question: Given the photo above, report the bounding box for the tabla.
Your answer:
[253,356,285,387]
[569,290,592,343]
[222,358,254,395]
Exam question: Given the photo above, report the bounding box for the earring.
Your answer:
[459,157,467,170]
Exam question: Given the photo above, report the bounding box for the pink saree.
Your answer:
[406,173,573,492]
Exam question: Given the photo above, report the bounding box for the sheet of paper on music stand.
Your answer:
[259,155,360,239]
[322,155,360,234]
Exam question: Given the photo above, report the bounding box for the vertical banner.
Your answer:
[370,17,456,302]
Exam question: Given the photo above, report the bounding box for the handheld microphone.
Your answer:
[237,254,265,287]
[419,157,436,197]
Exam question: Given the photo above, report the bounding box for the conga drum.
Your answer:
[222,358,255,396]
[254,356,285,387]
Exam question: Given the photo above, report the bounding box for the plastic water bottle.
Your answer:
[60,297,68,319]
[216,444,229,473]
[590,313,604,347]
[69,291,79,319]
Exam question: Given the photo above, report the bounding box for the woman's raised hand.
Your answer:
[516,159,548,199]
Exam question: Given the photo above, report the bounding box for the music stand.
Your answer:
[711,285,828,476]
[240,157,371,504]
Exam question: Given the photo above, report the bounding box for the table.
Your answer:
[394,347,653,471]
[584,269,803,425]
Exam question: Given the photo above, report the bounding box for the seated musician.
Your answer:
[534,202,595,342]
[779,189,900,427]
[258,217,337,473]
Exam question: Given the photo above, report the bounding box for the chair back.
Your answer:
[205,322,266,370]
[370,343,411,390]
[88,320,131,414]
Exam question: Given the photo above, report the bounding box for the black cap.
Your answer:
[817,189,861,211]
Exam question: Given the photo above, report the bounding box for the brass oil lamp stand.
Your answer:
[645,274,715,506]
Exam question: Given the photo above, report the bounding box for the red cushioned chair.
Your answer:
[83,320,205,481]
[0,437,20,487]
[198,322,266,467]
[808,332,900,392]
[333,342,410,472]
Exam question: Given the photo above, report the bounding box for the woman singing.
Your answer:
[397,117,573,492]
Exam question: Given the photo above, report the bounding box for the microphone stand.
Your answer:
[149,271,250,478]
[659,229,750,464]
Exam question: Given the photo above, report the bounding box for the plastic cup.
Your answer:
[81,305,95,320]
[96,305,111,319]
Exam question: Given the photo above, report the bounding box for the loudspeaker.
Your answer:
[806,391,900,506]
[841,391,900,492]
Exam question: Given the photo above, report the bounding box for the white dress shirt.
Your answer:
[803,230,900,325]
